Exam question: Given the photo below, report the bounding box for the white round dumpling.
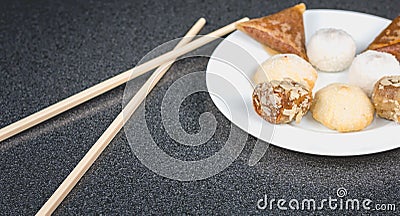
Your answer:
[307,28,356,72]
[348,50,400,96]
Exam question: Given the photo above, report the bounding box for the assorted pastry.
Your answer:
[252,78,312,124]
[311,83,374,132]
[348,50,400,96]
[236,3,308,60]
[253,53,317,90]
[367,16,400,61]
[371,76,400,123]
[306,28,356,72]
[236,3,400,132]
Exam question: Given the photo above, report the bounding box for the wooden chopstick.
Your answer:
[36,18,206,216]
[36,17,248,215]
[0,17,249,142]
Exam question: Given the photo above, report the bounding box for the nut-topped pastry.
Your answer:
[236,3,308,60]
[252,78,312,124]
[367,16,400,61]
[372,76,400,123]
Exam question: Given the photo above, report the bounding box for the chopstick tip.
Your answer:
[199,17,206,23]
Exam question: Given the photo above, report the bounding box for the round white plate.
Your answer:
[206,9,400,156]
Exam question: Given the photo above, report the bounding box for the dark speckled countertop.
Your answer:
[1,0,399,215]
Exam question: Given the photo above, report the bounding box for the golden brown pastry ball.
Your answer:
[252,78,312,124]
[372,76,400,122]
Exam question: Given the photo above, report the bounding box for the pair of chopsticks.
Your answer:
[22,17,250,215]
[0,17,247,142]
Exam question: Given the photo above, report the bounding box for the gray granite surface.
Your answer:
[1,0,399,215]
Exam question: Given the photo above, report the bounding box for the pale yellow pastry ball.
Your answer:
[253,54,318,90]
[311,83,375,132]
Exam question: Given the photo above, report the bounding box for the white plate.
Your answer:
[206,9,400,156]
